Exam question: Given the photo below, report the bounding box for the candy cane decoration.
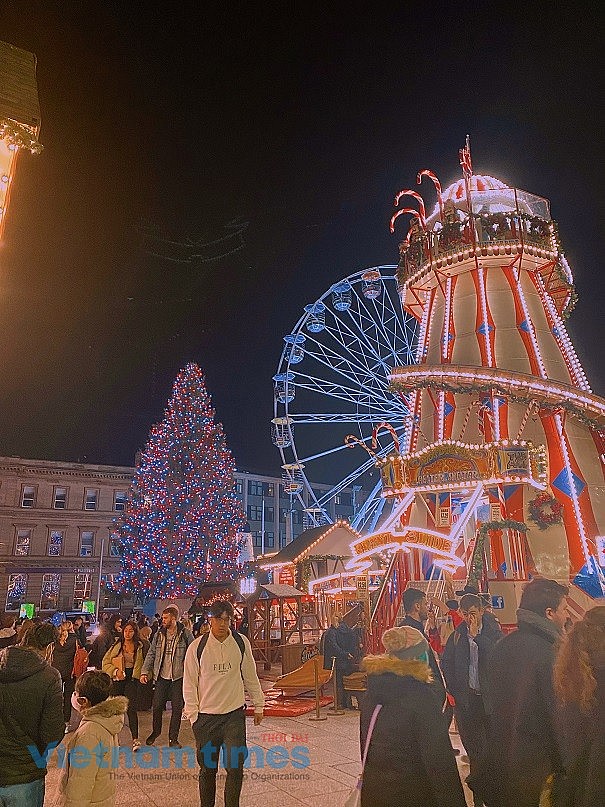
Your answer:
[458,400,481,440]
[394,189,427,223]
[417,169,444,223]
[516,400,539,440]
[371,423,401,454]
[344,434,376,457]
[390,206,427,234]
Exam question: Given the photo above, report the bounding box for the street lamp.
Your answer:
[95,535,106,621]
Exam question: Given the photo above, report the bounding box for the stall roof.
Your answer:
[260,521,360,567]
[258,583,305,598]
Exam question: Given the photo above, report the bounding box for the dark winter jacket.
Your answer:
[322,624,354,674]
[441,611,502,714]
[359,654,466,807]
[50,633,78,681]
[88,626,116,669]
[399,615,446,708]
[0,645,65,785]
[476,608,564,807]
[73,623,88,649]
[552,651,605,807]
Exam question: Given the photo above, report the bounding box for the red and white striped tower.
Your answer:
[386,141,605,619]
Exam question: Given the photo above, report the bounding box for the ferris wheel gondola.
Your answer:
[272,266,419,531]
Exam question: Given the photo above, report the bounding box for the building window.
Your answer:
[53,487,68,509]
[79,531,94,557]
[292,510,301,525]
[265,531,275,548]
[6,573,27,610]
[279,530,287,548]
[21,485,36,508]
[48,530,64,556]
[265,506,275,523]
[235,479,243,495]
[14,528,31,555]
[73,573,92,609]
[40,574,61,610]
[247,505,262,521]
[84,489,98,511]
[266,483,274,497]
[113,490,127,511]
[109,538,122,557]
[248,480,263,497]
[252,531,262,548]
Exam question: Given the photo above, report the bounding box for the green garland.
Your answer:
[389,378,601,430]
[467,519,528,589]
[0,119,43,154]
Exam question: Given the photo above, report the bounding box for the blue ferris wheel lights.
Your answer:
[304,302,326,332]
[283,333,306,364]
[273,372,296,404]
[331,281,352,311]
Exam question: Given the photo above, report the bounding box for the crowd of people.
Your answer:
[356,578,604,807]
[0,585,604,806]
[0,602,262,807]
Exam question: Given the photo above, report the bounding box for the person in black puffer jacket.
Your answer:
[49,621,78,729]
[360,625,466,807]
[0,623,64,807]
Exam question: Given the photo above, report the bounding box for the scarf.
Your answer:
[516,608,562,643]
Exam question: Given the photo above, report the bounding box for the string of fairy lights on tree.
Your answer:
[113,363,245,598]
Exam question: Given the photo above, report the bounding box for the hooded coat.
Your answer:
[0,645,65,786]
[54,695,127,807]
[359,654,466,807]
[476,608,563,807]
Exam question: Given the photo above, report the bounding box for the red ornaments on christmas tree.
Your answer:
[115,363,245,598]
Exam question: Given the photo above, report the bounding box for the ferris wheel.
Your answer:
[272,265,419,532]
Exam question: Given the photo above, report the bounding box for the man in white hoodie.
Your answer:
[183,600,264,807]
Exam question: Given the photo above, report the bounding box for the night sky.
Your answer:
[1,2,604,480]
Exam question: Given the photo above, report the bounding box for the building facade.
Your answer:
[0,456,366,616]
[0,456,132,617]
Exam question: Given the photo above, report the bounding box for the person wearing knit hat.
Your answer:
[381,625,430,661]
[358,626,466,807]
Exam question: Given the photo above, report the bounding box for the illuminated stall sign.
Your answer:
[278,565,295,587]
[348,526,464,573]
[355,573,369,600]
[377,440,547,495]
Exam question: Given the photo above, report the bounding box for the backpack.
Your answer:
[72,645,90,677]
[196,629,245,674]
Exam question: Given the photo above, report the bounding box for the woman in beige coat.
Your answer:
[101,620,149,751]
[55,670,127,807]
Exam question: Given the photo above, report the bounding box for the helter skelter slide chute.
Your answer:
[345,138,605,646]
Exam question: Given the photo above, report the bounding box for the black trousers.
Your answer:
[62,676,75,723]
[455,691,490,780]
[192,707,247,807]
[111,669,140,740]
[151,676,184,742]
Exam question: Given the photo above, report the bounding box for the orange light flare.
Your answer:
[0,138,19,241]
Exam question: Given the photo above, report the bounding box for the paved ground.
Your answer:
[44,703,474,806]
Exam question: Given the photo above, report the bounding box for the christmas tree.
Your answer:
[115,363,245,598]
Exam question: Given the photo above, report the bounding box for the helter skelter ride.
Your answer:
[273,138,605,646]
